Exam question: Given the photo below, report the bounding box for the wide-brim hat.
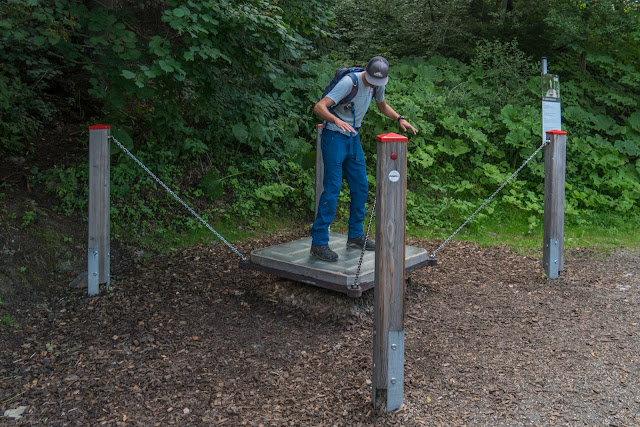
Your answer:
[365,56,389,86]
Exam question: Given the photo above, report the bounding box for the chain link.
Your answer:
[351,197,376,289]
[110,136,247,261]
[430,140,548,258]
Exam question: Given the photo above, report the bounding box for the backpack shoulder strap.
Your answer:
[341,68,364,105]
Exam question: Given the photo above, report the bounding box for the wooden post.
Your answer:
[543,130,566,278]
[373,132,408,411]
[88,124,111,295]
[314,124,324,219]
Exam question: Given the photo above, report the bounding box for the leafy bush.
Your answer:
[4,0,638,244]
[359,50,638,231]
[0,1,65,154]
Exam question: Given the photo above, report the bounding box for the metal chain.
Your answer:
[351,196,376,289]
[110,136,247,261]
[430,139,549,258]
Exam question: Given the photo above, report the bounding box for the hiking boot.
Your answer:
[347,235,375,251]
[310,245,339,262]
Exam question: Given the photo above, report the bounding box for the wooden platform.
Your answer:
[240,233,436,297]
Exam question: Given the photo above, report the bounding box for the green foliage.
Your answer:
[361,50,638,231]
[21,211,36,227]
[1,314,18,328]
[2,0,639,245]
[34,165,87,216]
[0,0,65,154]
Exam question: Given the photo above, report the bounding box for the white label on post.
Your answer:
[389,170,400,182]
[542,100,562,136]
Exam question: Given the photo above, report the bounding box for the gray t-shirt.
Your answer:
[324,71,385,135]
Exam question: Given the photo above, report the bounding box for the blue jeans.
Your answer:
[311,129,368,246]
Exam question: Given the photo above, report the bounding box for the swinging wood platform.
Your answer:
[240,233,436,297]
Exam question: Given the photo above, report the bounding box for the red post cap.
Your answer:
[89,124,111,130]
[545,130,566,135]
[317,123,323,127]
[376,132,408,143]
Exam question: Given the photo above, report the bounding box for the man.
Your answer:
[310,56,418,262]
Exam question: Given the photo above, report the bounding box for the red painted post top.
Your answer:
[89,124,111,130]
[545,130,566,135]
[376,132,408,143]
[317,123,323,127]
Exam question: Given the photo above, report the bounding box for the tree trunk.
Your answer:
[497,0,513,11]
[579,51,587,72]
[504,0,513,11]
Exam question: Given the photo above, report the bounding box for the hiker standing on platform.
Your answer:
[310,56,418,262]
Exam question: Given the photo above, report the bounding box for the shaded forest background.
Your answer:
[1,0,639,244]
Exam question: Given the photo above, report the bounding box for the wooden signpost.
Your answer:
[88,124,111,295]
[372,132,408,411]
[543,130,567,278]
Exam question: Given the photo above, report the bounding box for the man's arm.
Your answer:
[376,100,418,135]
[313,97,356,134]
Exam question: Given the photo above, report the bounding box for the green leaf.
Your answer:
[614,140,640,157]
[255,183,292,201]
[199,169,224,200]
[232,123,249,142]
[158,60,174,73]
[408,145,435,169]
[121,70,136,80]
[280,90,297,106]
[111,128,133,148]
[628,111,640,133]
[143,68,157,78]
[437,136,471,157]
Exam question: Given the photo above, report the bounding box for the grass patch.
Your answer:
[134,212,309,254]
[407,205,640,257]
[111,196,638,261]
[1,314,18,329]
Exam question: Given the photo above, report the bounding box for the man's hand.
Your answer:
[333,117,356,134]
[399,119,418,135]
[376,100,418,135]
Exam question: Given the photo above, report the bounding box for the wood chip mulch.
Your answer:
[2,233,640,425]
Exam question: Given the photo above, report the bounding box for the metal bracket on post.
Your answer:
[386,330,405,411]
[88,248,99,296]
[544,238,560,279]
[105,250,111,291]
